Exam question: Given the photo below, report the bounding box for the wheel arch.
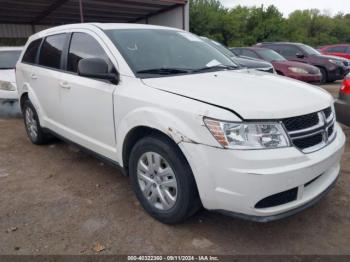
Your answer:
[121,125,190,171]
[116,106,221,169]
[315,65,328,82]
[20,92,29,112]
[123,126,162,169]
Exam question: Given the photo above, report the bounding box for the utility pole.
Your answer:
[79,0,84,23]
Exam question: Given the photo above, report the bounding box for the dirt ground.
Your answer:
[0,82,349,255]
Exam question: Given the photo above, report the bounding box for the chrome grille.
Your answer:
[282,107,336,153]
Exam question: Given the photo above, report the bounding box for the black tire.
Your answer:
[22,99,53,145]
[129,135,201,224]
[319,67,328,84]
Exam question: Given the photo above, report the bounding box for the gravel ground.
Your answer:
[0,82,349,255]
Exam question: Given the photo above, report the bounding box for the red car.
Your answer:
[231,47,322,83]
[319,44,350,60]
[335,73,350,126]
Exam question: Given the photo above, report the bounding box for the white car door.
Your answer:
[32,34,67,128]
[59,32,117,159]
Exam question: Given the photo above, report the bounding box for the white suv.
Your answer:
[0,47,22,100]
[16,23,345,224]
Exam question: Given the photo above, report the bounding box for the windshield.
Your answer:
[299,44,321,55]
[201,37,237,59]
[0,50,21,69]
[106,29,237,77]
[256,49,286,62]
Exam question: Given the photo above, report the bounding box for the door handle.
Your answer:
[60,81,71,90]
[31,73,37,80]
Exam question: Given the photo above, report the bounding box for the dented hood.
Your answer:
[142,70,333,120]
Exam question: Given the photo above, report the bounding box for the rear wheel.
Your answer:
[129,135,201,224]
[23,99,53,145]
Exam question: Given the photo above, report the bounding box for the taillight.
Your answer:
[341,78,350,94]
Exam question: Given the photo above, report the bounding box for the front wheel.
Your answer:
[22,99,53,145]
[129,135,201,224]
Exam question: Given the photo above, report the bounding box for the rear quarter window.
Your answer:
[22,39,42,64]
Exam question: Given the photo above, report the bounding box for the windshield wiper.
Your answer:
[192,65,238,73]
[136,68,191,75]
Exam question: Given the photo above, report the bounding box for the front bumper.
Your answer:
[335,94,350,126]
[180,123,345,221]
[216,175,338,222]
[328,66,350,81]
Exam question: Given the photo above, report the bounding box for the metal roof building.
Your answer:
[0,0,189,39]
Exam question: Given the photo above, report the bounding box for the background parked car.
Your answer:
[0,47,22,101]
[335,73,350,126]
[256,42,350,83]
[231,47,321,83]
[200,37,275,74]
[318,44,350,60]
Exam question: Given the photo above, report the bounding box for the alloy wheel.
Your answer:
[25,107,38,140]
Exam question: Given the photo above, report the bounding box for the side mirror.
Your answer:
[78,58,119,83]
[296,52,305,58]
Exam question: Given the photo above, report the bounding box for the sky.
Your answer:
[220,0,350,17]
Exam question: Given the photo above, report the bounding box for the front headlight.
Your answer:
[329,59,343,66]
[288,67,308,74]
[0,81,16,91]
[204,118,290,149]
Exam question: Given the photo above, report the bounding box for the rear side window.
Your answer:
[39,34,66,69]
[22,39,42,64]
[67,32,113,73]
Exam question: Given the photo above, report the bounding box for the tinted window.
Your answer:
[255,49,286,62]
[22,39,42,64]
[279,45,300,57]
[39,34,66,69]
[241,49,259,59]
[299,44,320,55]
[230,49,241,56]
[68,33,113,73]
[262,45,283,54]
[0,51,21,69]
[327,46,347,53]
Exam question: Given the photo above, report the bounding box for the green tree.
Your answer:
[189,0,350,47]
